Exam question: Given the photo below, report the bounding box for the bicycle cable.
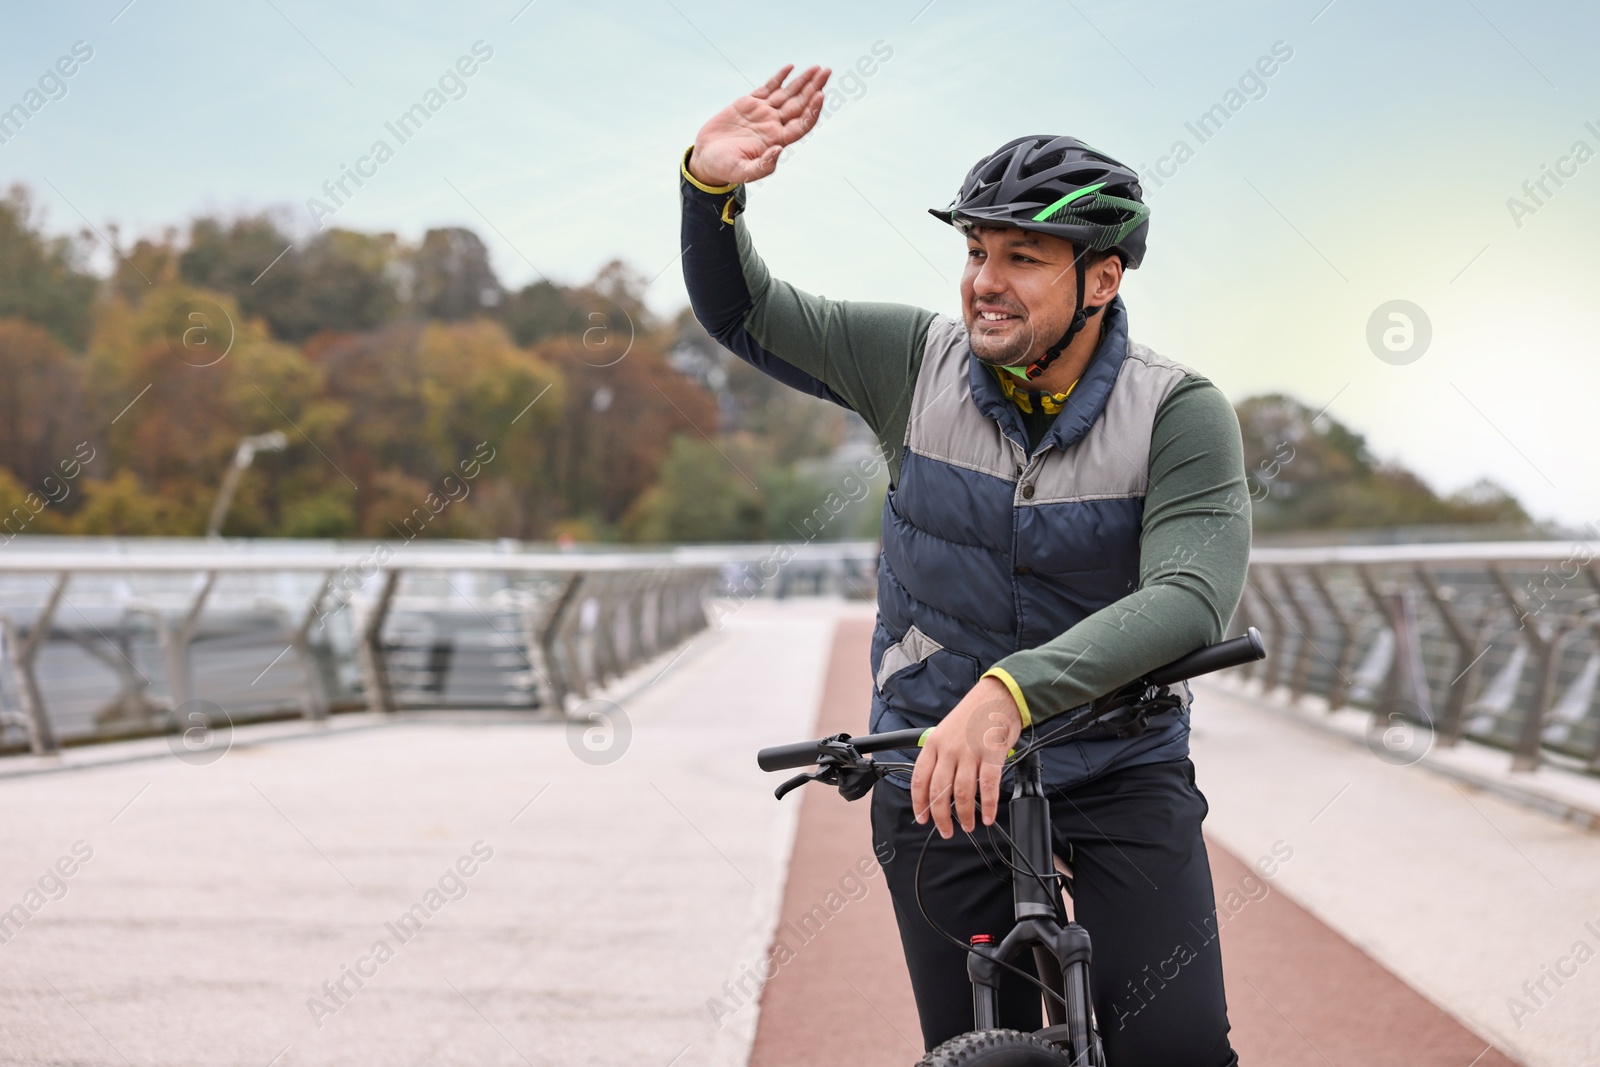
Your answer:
[983,816,1069,927]
[913,820,1071,1011]
[978,821,1020,886]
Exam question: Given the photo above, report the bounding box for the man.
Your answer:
[680,65,1250,1066]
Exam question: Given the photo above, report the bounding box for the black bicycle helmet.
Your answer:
[931,135,1150,379]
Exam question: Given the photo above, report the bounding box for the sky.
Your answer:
[3,0,1598,526]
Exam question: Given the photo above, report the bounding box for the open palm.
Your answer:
[689,64,832,187]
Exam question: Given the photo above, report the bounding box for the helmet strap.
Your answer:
[1021,245,1102,382]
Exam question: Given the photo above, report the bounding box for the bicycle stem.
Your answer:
[1009,750,1059,922]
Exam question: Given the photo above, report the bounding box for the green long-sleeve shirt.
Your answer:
[681,159,1251,722]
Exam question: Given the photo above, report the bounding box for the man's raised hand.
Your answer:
[687,64,831,188]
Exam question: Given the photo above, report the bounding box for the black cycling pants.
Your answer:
[870,757,1238,1067]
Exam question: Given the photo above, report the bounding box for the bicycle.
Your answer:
[756,628,1267,1066]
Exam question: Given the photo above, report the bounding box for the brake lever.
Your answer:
[775,768,834,800]
[772,735,911,802]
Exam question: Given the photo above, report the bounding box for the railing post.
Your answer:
[1356,564,1431,728]
[1274,568,1317,704]
[2,572,67,755]
[658,573,680,648]
[1540,624,1596,749]
[684,572,708,637]
[621,570,647,671]
[164,571,218,712]
[559,581,593,704]
[591,573,623,685]
[1238,573,1275,685]
[358,570,401,715]
[688,570,712,636]
[1488,566,1555,772]
[1374,588,1435,732]
[534,574,583,715]
[1416,567,1485,747]
[639,571,663,658]
[292,572,336,720]
[1354,564,1400,718]
[1307,566,1356,711]
[61,628,156,725]
[1254,567,1298,694]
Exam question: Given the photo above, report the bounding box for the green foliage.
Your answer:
[180,217,401,341]
[72,471,183,536]
[621,437,876,544]
[759,464,839,541]
[0,467,68,538]
[502,280,577,346]
[280,487,357,539]
[0,187,98,349]
[411,227,503,321]
[624,435,765,542]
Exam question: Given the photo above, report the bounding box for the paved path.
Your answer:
[0,601,841,1067]
[2,601,1594,1066]
[1190,679,1600,1067]
[747,617,921,1067]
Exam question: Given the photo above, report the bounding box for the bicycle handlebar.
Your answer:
[1144,627,1265,688]
[755,628,1266,773]
[756,727,928,772]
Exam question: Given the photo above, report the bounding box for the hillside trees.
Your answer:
[0,187,1539,543]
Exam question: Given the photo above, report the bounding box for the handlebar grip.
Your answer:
[757,740,828,772]
[756,727,929,772]
[1144,628,1266,689]
[851,727,930,754]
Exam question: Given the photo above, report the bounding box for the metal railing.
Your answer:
[1236,542,1600,774]
[0,539,880,756]
[24,536,1590,776]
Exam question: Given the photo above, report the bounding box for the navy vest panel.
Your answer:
[869,299,1196,789]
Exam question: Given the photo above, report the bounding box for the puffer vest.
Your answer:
[870,298,1196,788]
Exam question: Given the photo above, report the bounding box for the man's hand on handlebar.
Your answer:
[687,64,831,188]
[910,676,1022,839]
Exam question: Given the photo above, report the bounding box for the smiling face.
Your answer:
[960,224,1121,368]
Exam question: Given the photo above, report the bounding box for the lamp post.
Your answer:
[205,431,288,539]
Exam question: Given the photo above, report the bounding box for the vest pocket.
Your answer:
[875,623,983,698]
[875,625,944,691]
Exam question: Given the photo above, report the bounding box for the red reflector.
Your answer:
[969,934,994,945]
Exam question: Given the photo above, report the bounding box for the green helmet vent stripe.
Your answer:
[1031,181,1107,222]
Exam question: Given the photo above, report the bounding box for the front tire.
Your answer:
[916,1029,1075,1066]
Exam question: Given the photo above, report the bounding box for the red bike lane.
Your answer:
[749,617,1521,1067]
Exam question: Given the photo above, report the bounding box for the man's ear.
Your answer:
[1088,254,1124,305]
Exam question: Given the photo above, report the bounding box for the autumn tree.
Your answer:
[1235,393,1529,532]
[0,319,92,495]
[532,326,718,538]
[83,284,342,536]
